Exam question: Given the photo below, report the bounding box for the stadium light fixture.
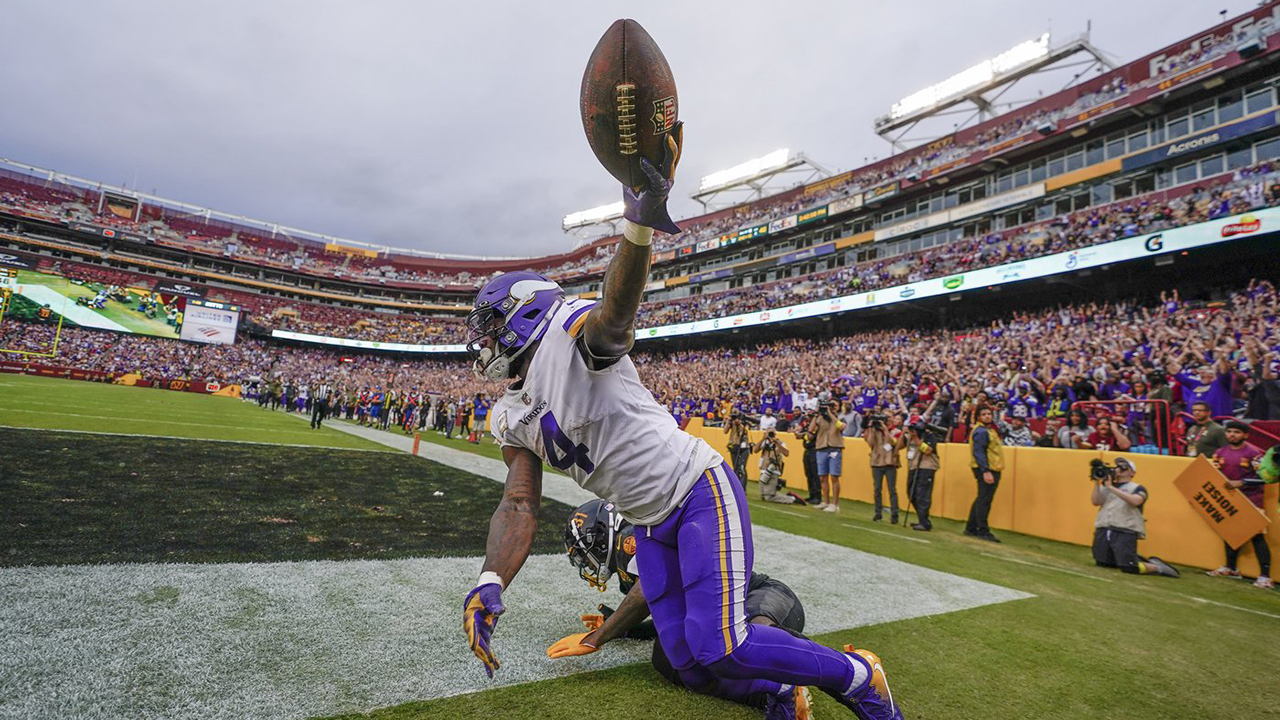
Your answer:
[562,201,625,230]
[698,149,791,193]
[888,33,1050,120]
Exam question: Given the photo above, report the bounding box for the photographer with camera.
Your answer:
[1089,457,1180,577]
[863,412,899,523]
[724,414,751,482]
[751,430,804,505]
[900,422,941,531]
[813,401,846,513]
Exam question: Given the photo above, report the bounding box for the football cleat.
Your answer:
[765,684,812,720]
[838,645,902,720]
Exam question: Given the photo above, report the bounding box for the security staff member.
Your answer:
[966,406,1003,542]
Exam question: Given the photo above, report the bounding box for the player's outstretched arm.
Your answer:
[547,578,652,658]
[584,123,683,361]
[463,445,544,678]
[484,446,544,582]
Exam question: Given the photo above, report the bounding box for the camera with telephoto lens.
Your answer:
[909,420,947,446]
[1090,459,1119,482]
[865,412,888,428]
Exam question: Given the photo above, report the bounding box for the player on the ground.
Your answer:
[462,123,902,719]
[549,499,812,716]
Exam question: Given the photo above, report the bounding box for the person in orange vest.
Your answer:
[965,406,1004,543]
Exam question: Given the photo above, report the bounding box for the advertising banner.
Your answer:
[155,280,206,299]
[1121,110,1279,171]
[827,194,864,216]
[270,329,467,354]
[635,207,1276,341]
[0,251,35,269]
[180,299,240,345]
[862,182,900,204]
[768,215,799,233]
[797,206,829,225]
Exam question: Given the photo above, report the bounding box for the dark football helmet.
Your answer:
[565,499,629,591]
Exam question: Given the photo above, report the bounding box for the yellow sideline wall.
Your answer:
[684,419,1278,575]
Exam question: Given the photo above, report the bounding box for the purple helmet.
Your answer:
[467,271,564,380]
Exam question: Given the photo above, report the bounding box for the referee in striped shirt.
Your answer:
[311,381,332,429]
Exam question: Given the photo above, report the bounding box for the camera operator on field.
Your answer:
[900,421,941,531]
[725,414,751,482]
[752,430,804,505]
[863,412,899,523]
[813,401,847,513]
[1089,457,1179,577]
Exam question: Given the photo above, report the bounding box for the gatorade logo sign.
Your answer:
[1221,215,1261,237]
[1144,234,1164,252]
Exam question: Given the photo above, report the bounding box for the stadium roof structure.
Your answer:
[874,30,1118,152]
[690,149,832,212]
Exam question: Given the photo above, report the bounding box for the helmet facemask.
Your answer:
[466,276,563,381]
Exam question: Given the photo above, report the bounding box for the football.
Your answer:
[580,19,679,189]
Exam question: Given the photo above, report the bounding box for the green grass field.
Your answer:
[0,373,381,447]
[2,374,1279,720]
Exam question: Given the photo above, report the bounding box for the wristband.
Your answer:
[623,220,653,246]
[478,571,505,589]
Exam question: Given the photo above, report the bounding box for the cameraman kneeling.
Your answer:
[1090,457,1179,577]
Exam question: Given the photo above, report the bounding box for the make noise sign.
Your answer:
[1173,456,1269,549]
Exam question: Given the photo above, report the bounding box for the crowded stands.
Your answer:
[4,280,1276,450]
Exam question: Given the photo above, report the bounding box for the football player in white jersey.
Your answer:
[462,124,902,720]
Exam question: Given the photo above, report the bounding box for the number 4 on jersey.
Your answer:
[540,411,595,474]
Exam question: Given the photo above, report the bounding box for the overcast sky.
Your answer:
[0,1,1258,257]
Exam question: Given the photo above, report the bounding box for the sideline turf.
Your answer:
[0,374,382,449]
[322,423,1280,720]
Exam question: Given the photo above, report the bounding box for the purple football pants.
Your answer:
[635,462,858,698]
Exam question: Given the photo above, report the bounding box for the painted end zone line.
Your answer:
[842,523,931,543]
[980,552,1112,582]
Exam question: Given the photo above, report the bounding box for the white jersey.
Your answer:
[491,299,722,526]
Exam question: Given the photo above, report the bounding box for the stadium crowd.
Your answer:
[4,279,1277,454]
[633,163,1280,326]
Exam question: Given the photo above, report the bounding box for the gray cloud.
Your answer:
[0,0,1254,256]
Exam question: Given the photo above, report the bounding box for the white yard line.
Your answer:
[1186,595,1280,619]
[979,552,1113,582]
[754,505,809,518]
[842,523,932,544]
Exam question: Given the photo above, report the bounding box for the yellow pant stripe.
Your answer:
[705,468,734,656]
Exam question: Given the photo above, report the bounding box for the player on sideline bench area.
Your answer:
[462,123,903,720]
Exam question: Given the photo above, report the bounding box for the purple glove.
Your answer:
[623,121,683,235]
[463,582,505,677]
